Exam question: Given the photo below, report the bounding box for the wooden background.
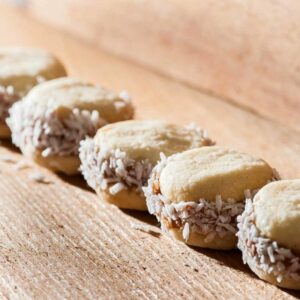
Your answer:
[0,2,299,299]
[23,0,300,133]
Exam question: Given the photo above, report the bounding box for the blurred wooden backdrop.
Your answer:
[8,0,300,132]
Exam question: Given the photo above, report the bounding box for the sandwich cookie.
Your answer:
[79,120,214,211]
[144,146,279,250]
[0,47,66,137]
[237,180,300,289]
[7,77,134,175]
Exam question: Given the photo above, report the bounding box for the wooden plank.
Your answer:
[0,145,297,300]
[16,0,300,132]
[0,4,299,299]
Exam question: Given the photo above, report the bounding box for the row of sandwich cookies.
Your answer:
[79,125,299,290]
[1,48,299,290]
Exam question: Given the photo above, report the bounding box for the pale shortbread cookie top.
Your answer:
[94,120,211,164]
[23,77,134,122]
[254,180,300,254]
[0,47,66,94]
[159,146,273,203]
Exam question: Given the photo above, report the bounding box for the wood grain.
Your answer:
[0,145,297,300]
[19,0,300,132]
[0,4,299,299]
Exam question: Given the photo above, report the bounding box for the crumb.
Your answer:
[13,160,31,171]
[130,222,161,237]
[0,156,17,164]
[28,172,51,184]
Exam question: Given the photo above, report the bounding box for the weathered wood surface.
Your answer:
[0,4,299,299]
[20,0,300,132]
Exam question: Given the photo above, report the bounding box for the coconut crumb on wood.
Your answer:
[130,222,161,237]
[28,172,51,184]
[0,156,31,170]
[13,159,31,171]
[0,155,18,164]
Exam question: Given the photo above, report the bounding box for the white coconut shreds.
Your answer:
[130,222,161,237]
[7,100,107,157]
[0,85,19,122]
[143,153,280,243]
[237,199,300,283]
[28,171,51,184]
[79,138,153,195]
[185,122,215,147]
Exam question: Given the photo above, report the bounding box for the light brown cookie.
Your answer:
[159,147,274,203]
[0,47,66,137]
[237,180,300,289]
[144,146,278,249]
[79,120,214,210]
[7,77,134,175]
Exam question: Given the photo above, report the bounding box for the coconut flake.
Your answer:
[130,222,161,237]
[0,156,17,163]
[185,122,215,147]
[182,222,190,241]
[109,182,126,195]
[13,159,31,171]
[28,172,51,184]
[119,90,131,101]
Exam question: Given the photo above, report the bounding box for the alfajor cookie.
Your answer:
[144,146,279,250]
[0,47,66,137]
[7,77,134,175]
[79,120,214,211]
[237,180,300,290]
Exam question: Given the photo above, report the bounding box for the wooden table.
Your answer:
[0,4,299,299]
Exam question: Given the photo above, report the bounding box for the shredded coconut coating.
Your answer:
[0,85,19,123]
[79,138,153,195]
[7,100,106,157]
[237,199,300,283]
[144,153,279,243]
[185,122,215,147]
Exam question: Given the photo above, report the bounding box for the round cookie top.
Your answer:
[23,77,134,123]
[253,180,300,254]
[0,47,66,95]
[159,146,273,203]
[94,120,211,164]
